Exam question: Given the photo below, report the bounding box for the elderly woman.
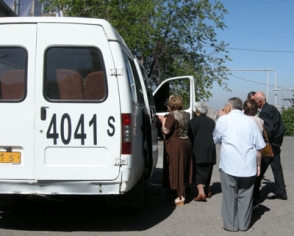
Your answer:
[158,95,192,206]
[243,99,263,132]
[188,101,216,201]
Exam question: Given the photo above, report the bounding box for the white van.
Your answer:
[0,17,194,210]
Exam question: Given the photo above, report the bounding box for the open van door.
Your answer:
[153,76,195,119]
[134,58,158,179]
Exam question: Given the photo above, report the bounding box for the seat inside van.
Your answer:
[56,69,84,100]
[84,71,105,100]
[0,69,25,100]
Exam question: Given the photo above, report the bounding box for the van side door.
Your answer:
[134,58,158,178]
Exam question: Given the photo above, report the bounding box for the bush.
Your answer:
[281,108,294,136]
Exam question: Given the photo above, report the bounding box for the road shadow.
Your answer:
[258,177,276,203]
[250,177,274,228]
[151,165,222,204]
[0,167,176,232]
[259,177,276,202]
[251,204,271,227]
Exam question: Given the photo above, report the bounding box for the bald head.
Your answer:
[253,92,266,108]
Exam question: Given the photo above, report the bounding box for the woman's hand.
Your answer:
[158,115,166,123]
[158,115,170,134]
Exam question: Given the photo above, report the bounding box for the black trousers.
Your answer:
[195,163,213,188]
[254,144,287,198]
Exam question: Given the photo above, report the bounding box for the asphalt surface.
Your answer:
[0,137,293,236]
[148,137,294,236]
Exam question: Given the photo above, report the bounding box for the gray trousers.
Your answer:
[220,169,256,231]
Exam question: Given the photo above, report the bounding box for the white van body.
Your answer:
[0,17,163,209]
[0,17,196,210]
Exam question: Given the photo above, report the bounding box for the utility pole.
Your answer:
[15,0,20,15]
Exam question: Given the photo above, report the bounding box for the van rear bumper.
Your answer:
[0,179,125,195]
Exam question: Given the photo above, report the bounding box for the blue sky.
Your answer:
[206,0,294,110]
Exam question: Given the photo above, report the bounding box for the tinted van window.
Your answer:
[44,47,107,102]
[0,47,27,101]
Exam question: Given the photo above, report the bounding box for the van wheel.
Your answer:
[124,174,145,214]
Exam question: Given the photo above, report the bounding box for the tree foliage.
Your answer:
[44,0,230,100]
[281,95,294,136]
[282,108,294,136]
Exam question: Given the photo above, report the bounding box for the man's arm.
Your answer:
[256,150,261,176]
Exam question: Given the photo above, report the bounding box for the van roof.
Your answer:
[0,17,131,53]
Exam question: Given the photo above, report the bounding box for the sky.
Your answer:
[206,0,294,110]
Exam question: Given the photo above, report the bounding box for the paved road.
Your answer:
[0,137,293,236]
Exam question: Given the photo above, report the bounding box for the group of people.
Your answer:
[158,95,216,206]
[158,91,287,232]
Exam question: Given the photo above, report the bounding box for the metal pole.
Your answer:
[275,71,277,107]
[267,71,269,100]
[15,0,20,15]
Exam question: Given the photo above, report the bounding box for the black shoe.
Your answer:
[267,193,287,200]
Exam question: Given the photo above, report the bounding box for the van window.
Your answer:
[138,63,156,109]
[123,53,138,103]
[0,47,27,101]
[130,60,145,105]
[44,47,107,102]
[154,78,190,112]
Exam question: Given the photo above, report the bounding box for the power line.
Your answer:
[230,74,289,90]
[227,47,294,53]
[231,74,266,86]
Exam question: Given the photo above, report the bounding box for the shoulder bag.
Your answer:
[261,128,274,157]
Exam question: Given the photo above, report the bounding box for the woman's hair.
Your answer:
[243,99,258,116]
[168,94,183,111]
[195,101,207,115]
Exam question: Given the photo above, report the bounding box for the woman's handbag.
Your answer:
[262,128,274,157]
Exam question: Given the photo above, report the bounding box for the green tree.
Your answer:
[282,108,294,136]
[44,0,230,100]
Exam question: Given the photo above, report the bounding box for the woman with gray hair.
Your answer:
[188,101,216,201]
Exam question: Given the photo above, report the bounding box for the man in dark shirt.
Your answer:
[253,92,287,200]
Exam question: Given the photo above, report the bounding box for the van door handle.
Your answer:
[41,107,49,121]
